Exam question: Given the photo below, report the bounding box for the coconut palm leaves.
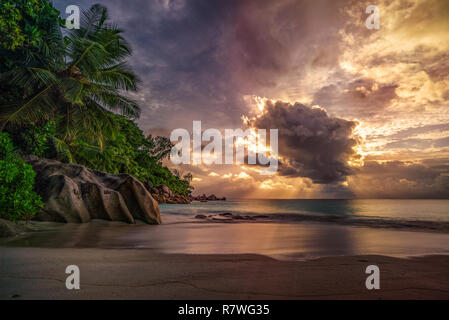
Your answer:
[0,4,141,144]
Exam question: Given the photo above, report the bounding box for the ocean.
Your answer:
[2,199,449,260]
[152,199,449,259]
[160,199,449,229]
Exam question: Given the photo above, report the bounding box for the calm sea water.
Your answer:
[160,199,449,222]
[157,199,449,258]
[3,199,449,260]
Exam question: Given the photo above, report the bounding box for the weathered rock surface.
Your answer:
[25,157,161,224]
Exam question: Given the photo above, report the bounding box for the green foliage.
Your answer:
[0,0,61,70]
[6,121,56,158]
[0,0,60,50]
[0,3,194,199]
[0,132,43,221]
[21,121,56,157]
[75,128,149,182]
[146,160,193,196]
[0,4,141,144]
[68,114,193,195]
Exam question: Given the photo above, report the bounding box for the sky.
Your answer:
[54,0,449,199]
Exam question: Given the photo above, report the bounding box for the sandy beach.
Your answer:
[1,220,449,299]
[1,247,449,299]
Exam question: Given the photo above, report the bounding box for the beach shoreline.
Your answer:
[1,218,449,299]
[3,219,449,259]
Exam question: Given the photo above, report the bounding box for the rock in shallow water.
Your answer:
[25,156,161,224]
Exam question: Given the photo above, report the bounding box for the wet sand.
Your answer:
[2,220,449,260]
[1,220,449,299]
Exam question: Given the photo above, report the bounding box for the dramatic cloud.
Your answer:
[247,100,360,184]
[53,0,449,198]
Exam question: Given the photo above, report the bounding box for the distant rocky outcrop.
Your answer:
[146,186,226,204]
[148,184,191,204]
[191,194,226,202]
[25,156,161,224]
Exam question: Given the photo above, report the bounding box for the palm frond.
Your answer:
[90,62,140,90]
[1,3,143,161]
[0,85,56,129]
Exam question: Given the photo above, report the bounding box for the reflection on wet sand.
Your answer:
[2,220,449,260]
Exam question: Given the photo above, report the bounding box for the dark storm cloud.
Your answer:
[248,100,359,184]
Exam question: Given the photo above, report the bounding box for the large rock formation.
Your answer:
[25,157,161,224]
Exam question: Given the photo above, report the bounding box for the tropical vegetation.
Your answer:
[0,2,193,220]
[0,132,43,221]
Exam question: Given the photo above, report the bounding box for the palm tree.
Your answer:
[0,4,141,160]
